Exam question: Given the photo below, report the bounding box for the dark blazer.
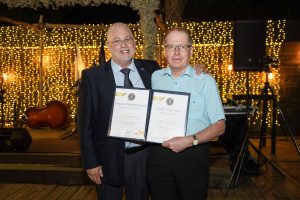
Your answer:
[77,58,160,186]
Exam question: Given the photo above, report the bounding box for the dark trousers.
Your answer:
[147,144,209,200]
[96,147,149,200]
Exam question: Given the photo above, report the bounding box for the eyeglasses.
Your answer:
[109,37,134,47]
[164,44,192,51]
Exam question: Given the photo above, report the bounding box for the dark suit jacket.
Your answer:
[77,58,160,186]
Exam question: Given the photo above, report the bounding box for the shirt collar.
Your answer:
[111,58,137,74]
[162,64,194,78]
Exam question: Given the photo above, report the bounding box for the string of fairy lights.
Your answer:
[0,20,285,128]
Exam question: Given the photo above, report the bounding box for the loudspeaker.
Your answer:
[219,114,248,154]
[0,128,32,152]
[233,20,266,71]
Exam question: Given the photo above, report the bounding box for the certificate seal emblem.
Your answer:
[128,93,135,101]
[166,98,174,105]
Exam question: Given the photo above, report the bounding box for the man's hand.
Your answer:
[162,136,192,153]
[86,166,103,185]
[194,63,209,75]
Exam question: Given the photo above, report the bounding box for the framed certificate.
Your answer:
[146,90,190,143]
[108,87,151,141]
[108,88,190,143]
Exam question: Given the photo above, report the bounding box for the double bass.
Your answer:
[25,101,69,129]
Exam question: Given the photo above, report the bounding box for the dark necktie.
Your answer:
[120,68,133,87]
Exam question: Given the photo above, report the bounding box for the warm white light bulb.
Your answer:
[268,72,273,80]
[2,73,8,80]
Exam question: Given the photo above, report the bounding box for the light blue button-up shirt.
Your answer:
[151,65,225,136]
[111,58,145,148]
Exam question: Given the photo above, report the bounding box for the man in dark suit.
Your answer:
[77,22,160,200]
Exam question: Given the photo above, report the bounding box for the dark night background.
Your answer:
[0,0,300,25]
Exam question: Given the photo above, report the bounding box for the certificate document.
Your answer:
[108,87,150,141]
[146,90,190,143]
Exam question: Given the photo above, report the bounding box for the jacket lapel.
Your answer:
[135,60,151,89]
[103,59,116,86]
[101,60,116,103]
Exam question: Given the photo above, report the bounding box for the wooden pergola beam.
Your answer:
[0,16,38,30]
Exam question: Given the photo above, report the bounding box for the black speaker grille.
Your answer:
[233,20,266,71]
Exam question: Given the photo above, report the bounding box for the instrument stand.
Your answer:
[61,122,77,140]
[254,73,300,158]
[61,80,80,140]
[225,68,299,198]
[225,127,285,198]
[225,71,257,197]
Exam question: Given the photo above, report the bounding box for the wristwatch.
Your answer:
[192,135,199,146]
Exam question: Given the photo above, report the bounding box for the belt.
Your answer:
[125,145,148,154]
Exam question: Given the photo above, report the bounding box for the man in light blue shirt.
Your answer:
[152,66,225,137]
[147,27,226,200]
